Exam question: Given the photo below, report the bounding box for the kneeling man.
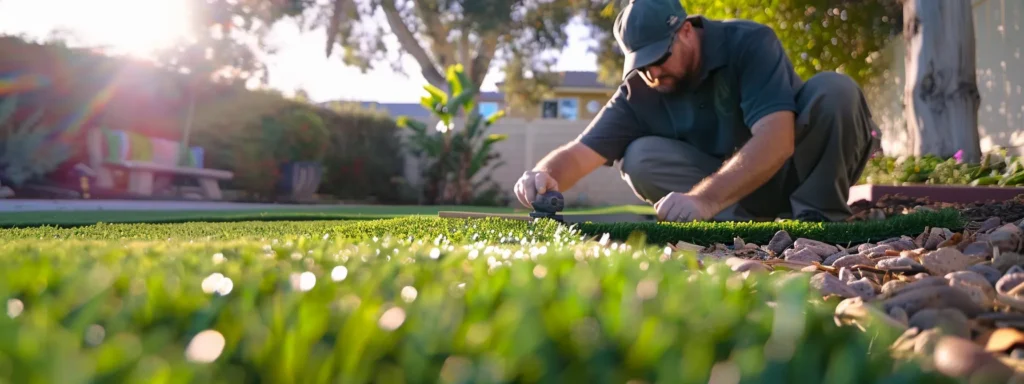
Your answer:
[513,0,880,222]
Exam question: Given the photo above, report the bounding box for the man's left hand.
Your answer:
[654,192,720,222]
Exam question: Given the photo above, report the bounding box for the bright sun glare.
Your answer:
[74,0,191,58]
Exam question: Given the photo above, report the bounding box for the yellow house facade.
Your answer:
[480,71,616,122]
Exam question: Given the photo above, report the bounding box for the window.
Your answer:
[558,98,578,121]
[478,102,500,117]
[540,97,579,121]
[542,100,559,119]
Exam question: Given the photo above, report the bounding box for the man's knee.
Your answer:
[798,71,865,121]
[620,136,670,178]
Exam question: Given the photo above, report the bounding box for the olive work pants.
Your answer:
[618,71,881,222]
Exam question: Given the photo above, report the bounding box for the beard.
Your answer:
[650,71,698,93]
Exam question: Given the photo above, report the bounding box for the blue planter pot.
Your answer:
[277,161,324,201]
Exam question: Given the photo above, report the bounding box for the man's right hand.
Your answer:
[514,170,559,209]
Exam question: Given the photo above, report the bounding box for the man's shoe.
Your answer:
[794,211,831,223]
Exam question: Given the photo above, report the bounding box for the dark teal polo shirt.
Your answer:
[578,16,805,165]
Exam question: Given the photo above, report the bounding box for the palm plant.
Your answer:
[397,64,508,205]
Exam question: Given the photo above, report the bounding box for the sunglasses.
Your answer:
[639,34,676,74]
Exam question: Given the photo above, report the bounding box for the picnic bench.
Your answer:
[86,128,233,200]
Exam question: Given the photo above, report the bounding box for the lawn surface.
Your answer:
[0,213,956,383]
[1,208,965,247]
[0,203,656,227]
[0,208,969,382]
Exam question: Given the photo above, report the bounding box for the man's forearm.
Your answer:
[689,111,796,213]
[533,141,606,191]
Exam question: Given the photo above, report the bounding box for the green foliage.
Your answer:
[308,102,407,204]
[859,147,1024,187]
[0,95,73,187]
[0,216,958,383]
[398,64,510,206]
[190,90,404,202]
[262,105,331,163]
[582,0,902,87]
[581,208,964,246]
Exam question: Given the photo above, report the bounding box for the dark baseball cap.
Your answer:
[614,0,689,80]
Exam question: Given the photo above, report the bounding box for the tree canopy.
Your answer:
[151,0,300,87]
[291,0,581,111]
[581,0,903,88]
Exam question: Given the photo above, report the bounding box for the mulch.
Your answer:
[849,193,1024,225]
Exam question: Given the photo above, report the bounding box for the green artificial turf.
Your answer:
[2,208,965,247]
[0,207,968,382]
[0,204,656,228]
[580,208,966,246]
[0,223,954,383]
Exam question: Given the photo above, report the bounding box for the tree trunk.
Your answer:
[903,0,982,163]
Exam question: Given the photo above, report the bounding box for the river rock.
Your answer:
[946,270,996,297]
[909,308,971,338]
[810,272,858,298]
[794,238,839,257]
[727,258,770,274]
[881,280,910,298]
[822,251,849,266]
[932,336,1015,383]
[1008,265,1024,276]
[800,265,821,273]
[783,248,821,263]
[889,307,909,326]
[732,237,745,250]
[924,227,951,250]
[921,247,973,276]
[833,296,909,330]
[838,267,855,283]
[978,217,1003,233]
[908,273,933,281]
[989,223,1023,253]
[832,254,872,270]
[880,237,918,251]
[992,252,1024,273]
[861,244,895,258]
[848,277,879,299]
[962,241,993,260]
[882,285,984,318]
[968,264,1003,286]
[766,230,793,255]
[877,256,924,270]
[947,279,995,308]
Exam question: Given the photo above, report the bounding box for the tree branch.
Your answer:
[469,32,499,88]
[459,31,470,76]
[325,0,356,57]
[414,0,456,70]
[380,0,446,87]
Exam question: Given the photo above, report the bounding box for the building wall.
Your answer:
[864,0,1024,156]
[399,116,647,207]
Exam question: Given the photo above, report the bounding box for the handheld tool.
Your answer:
[528,190,565,221]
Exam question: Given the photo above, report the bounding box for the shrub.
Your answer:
[310,102,407,204]
[271,106,330,164]
[0,94,73,187]
[190,89,405,202]
[858,147,1024,187]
